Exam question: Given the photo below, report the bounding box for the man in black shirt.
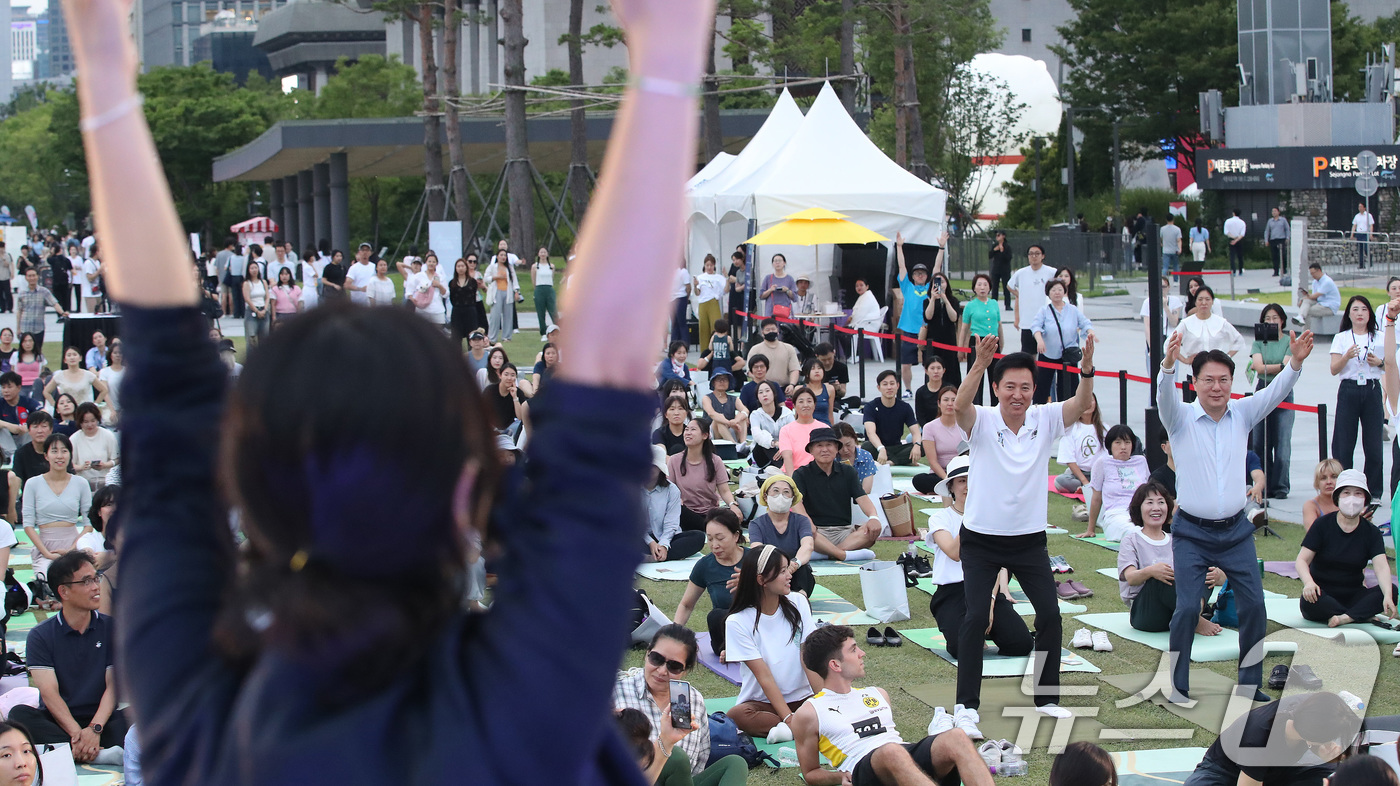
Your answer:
[813,342,849,400]
[861,371,923,466]
[726,250,748,333]
[987,230,1012,309]
[792,427,882,562]
[1184,693,1354,786]
[13,410,59,485]
[486,363,529,434]
[320,255,348,303]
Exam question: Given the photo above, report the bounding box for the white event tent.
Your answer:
[685,82,947,312]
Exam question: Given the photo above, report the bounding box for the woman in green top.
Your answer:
[1250,303,1293,498]
[957,273,1003,405]
[672,508,747,655]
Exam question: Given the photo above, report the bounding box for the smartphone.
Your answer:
[1364,502,1380,518]
[669,680,692,730]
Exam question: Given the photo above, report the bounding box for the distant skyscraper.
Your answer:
[34,0,69,81]
[136,0,291,70]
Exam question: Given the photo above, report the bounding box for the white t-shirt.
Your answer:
[726,592,815,705]
[367,276,397,307]
[694,272,726,304]
[345,261,376,305]
[98,366,125,413]
[1224,215,1247,239]
[1353,212,1375,234]
[1009,265,1056,330]
[76,530,106,554]
[1056,421,1102,468]
[1140,295,1185,338]
[672,268,693,300]
[534,262,555,287]
[965,402,1066,535]
[80,259,101,298]
[407,271,446,314]
[924,506,965,585]
[1330,330,1384,382]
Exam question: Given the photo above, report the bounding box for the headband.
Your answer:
[756,543,779,574]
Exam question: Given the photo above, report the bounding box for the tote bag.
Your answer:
[858,560,914,623]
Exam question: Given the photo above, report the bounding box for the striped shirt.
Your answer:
[16,285,58,335]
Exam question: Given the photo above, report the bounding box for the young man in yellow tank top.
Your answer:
[791,626,991,786]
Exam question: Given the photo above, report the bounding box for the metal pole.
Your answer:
[1112,120,1122,219]
[1119,370,1128,426]
[858,329,868,400]
[1066,105,1076,226]
[1034,139,1043,230]
[1316,403,1329,462]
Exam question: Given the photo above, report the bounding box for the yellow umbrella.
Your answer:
[744,209,889,246]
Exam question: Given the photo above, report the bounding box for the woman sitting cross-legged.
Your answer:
[23,433,92,606]
[612,624,749,786]
[653,394,689,456]
[924,455,1032,661]
[1296,468,1396,627]
[724,545,818,741]
[1116,481,1224,635]
[700,369,748,446]
[746,474,816,598]
[643,446,705,563]
[667,417,741,533]
[1077,424,1149,542]
[746,381,791,469]
[673,509,747,656]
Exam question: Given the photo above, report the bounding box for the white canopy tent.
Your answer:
[686,152,735,191]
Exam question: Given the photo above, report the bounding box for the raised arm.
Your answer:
[895,232,907,280]
[1060,332,1096,426]
[955,334,997,433]
[1385,298,1400,415]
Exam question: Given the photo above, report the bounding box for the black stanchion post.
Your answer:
[1316,403,1328,462]
[858,329,867,400]
[1118,370,1128,425]
[893,331,902,391]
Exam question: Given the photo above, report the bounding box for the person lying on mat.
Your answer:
[924,455,1033,711]
[834,422,878,495]
[667,417,742,534]
[1295,468,1396,628]
[862,370,923,467]
[791,625,993,786]
[1116,481,1224,636]
[673,509,747,656]
[644,445,705,563]
[612,624,748,784]
[1077,425,1149,542]
[792,427,881,563]
[1182,693,1356,786]
[724,545,818,740]
[84,0,720,777]
[747,474,817,597]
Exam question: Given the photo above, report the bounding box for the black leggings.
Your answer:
[1130,576,1216,633]
[929,580,1031,659]
[706,607,729,655]
[662,530,705,561]
[1300,583,1384,624]
[680,505,713,532]
[9,705,129,749]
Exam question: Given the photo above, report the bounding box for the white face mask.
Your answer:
[1338,496,1365,518]
[767,495,792,514]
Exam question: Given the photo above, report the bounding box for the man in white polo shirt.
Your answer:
[949,334,1098,733]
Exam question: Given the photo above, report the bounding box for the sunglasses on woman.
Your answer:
[646,650,686,675]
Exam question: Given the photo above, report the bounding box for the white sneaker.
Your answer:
[952,703,984,741]
[928,706,954,736]
[1036,704,1073,719]
[998,739,1024,763]
[977,740,1002,767]
[1091,631,1114,652]
[93,746,124,766]
[1071,628,1093,649]
[1393,641,1399,658]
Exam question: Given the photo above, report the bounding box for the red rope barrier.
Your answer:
[1169,270,1233,276]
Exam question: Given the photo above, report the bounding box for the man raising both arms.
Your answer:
[950,333,1098,735]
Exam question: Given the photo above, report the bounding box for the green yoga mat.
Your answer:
[809,585,878,626]
[911,577,1087,615]
[904,680,1109,751]
[887,465,924,478]
[1073,612,1241,661]
[1099,670,1268,735]
[1091,568,1288,602]
[901,627,1101,675]
[810,558,875,576]
[1078,534,1121,552]
[704,696,828,768]
[1262,597,1400,645]
[1113,747,1208,786]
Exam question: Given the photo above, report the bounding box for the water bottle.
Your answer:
[907,541,917,557]
[1339,691,1366,712]
[991,760,1028,776]
[776,746,800,768]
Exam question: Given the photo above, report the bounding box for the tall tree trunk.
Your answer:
[702,39,723,162]
[443,0,475,249]
[897,9,928,178]
[891,6,907,168]
[418,5,447,221]
[839,0,855,114]
[566,0,590,221]
[500,0,536,254]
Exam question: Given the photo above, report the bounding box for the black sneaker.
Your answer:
[1268,664,1289,690]
[912,555,933,578]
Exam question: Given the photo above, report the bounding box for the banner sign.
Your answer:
[1195,146,1400,191]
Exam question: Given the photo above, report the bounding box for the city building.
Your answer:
[190,9,273,83]
[33,0,68,80]
[250,0,385,94]
[135,0,292,70]
[10,17,32,82]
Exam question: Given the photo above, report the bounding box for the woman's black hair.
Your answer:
[63,345,82,368]
[1128,480,1175,528]
[541,343,558,365]
[658,378,689,402]
[971,272,993,293]
[1258,303,1288,328]
[277,266,294,285]
[1339,295,1378,335]
[75,401,101,427]
[925,354,946,372]
[17,332,38,362]
[668,341,687,357]
[791,386,817,406]
[214,304,501,703]
[0,720,44,785]
[1049,741,1116,786]
[1103,424,1139,455]
[484,346,509,385]
[1054,267,1079,302]
[1329,754,1400,786]
[729,545,803,641]
[1194,284,1215,307]
[245,259,262,279]
[679,416,717,483]
[616,708,655,769]
[705,507,744,542]
[757,380,783,413]
[90,484,119,535]
[800,357,823,385]
[1186,276,1205,293]
[54,393,77,419]
[648,623,699,671]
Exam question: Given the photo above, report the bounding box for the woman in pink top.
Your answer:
[269,266,302,324]
[13,333,43,397]
[666,417,740,533]
[777,387,824,475]
[920,385,968,478]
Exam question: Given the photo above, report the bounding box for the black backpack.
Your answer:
[2,569,25,621]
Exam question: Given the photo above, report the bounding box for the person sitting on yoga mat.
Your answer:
[1053,393,1104,494]
[80,0,720,777]
[915,385,967,488]
[747,381,791,469]
[1077,424,1150,542]
[1048,742,1116,786]
[834,422,878,495]
[790,625,992,786]
[1183,693,1356,786]
[644,446,705,563]
[792,427,881,563]
[724,545,817,740]
[777,387,825,475]
[667,417,741,533]
[747,474,817,597]
[653,395,689,456]
[673,509,747,655]
[700,369,749,447]
[1296,468,1396,627]
[1116,481,1224,635]
[612,624,748,785]
[924,456,1033,683]
[862,370,923,467]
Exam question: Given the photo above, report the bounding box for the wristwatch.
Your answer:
[1080,367,1096,379]
[89,723,102,734]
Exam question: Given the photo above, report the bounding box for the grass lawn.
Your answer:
[628,493,1400,784]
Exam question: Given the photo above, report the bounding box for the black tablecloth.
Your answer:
[62,314,120,357]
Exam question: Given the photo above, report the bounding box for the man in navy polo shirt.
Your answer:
[10,552,128,762]
[0,371,40,460]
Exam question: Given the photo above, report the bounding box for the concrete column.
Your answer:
[329,152,350,256]
[313,162,331,253]
[297,170,314,255]
[282,175,301,253]
[269,179,285,243]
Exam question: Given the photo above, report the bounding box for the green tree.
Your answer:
[312,54,421,118]
[0,103,75,223]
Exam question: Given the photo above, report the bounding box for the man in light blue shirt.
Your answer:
[1157,328,1315,702]
[1294,262,1341,326]
[1159,215,1182,275]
